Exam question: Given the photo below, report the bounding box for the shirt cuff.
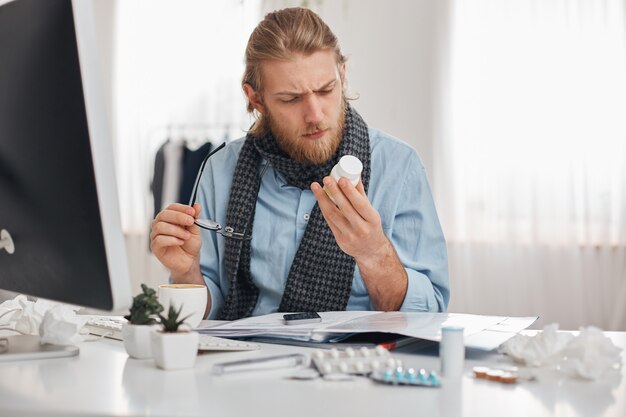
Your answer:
[399,268,438,312]
[203,275,224,319]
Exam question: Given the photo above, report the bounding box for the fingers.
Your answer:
[335,177,379,224]
[320,177,363,228]
[192,203,201,219]
[155,203,201,228]
[355,178,366,196]
[319,176,378,225]
[310,182,349,233]
[155,203,196,225]
[150,203,201,245]
[151,221,191,241]
[311,178,386,260]
[150,234,185,252]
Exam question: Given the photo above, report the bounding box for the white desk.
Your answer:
[0,329,624,417]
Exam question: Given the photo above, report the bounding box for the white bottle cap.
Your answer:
[324,155,363,203]
[336,155,363,180]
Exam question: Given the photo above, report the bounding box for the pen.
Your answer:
[212,353,309,375]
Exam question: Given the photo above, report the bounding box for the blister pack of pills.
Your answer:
[370,367,441,387]
[311,346,395,376]
[311,346,441,387]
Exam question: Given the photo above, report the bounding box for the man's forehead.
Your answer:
[260,50,340,94]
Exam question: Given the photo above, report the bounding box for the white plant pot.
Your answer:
[122,323,157,359]
[151,330,199,370]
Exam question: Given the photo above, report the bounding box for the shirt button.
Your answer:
[303,213,310,221]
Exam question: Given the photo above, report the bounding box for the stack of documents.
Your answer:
[196,311,538,350]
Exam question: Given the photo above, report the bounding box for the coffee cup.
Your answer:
[157,284,207,328]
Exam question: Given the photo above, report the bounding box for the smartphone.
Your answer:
[283,312,322,325]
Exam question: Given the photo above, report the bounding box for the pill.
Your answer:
[486,370,504,381]
[383,369,393,382]
[499,372,518,384]
[418,369,429,384]
[473,366,490,379]
[407,368,417,382]
[428,371,440,386]
[375,345,388,356]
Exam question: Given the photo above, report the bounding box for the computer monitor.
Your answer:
[0,0,132,359]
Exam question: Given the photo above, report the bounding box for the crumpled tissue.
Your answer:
[0,294,87,346]
[499,323,623,380]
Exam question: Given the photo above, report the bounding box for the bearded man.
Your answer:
[150,7,449,320]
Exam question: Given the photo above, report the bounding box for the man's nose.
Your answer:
[303,94,324,125]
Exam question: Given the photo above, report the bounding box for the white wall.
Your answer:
[262,0,450,184]
[91,0,115,129]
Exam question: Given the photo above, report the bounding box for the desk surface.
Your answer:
[0,328,624,417]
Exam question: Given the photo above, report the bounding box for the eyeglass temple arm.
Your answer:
[194,218,222,231]
[189,141,227,206]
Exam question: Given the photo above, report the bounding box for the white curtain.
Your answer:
[112,0,261,234]
[435,0,626,330]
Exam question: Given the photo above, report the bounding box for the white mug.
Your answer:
[157,284,207,328]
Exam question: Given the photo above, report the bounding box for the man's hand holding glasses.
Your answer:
[150,142,259,285]
[150,202,204,284]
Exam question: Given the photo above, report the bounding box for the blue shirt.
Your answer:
[197,128,449,319]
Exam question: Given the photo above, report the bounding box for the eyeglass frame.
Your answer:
[189,142,268,240]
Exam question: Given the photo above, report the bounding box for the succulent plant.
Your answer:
[124,284,163,325]
[157,304,193,332]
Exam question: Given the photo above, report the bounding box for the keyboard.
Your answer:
[84,316,127,339]
[83,316,260,351]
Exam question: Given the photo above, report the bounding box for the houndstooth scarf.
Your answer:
[219,105,370,320]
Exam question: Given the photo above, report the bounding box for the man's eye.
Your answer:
[282,97,300,103]
[318,89,333,95]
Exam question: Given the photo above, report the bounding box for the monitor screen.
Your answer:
[0,0,131,312]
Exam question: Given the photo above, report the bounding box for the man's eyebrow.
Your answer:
[274,78,338,97]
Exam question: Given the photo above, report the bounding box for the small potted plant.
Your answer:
[150,303,199,370]
[122,284,163,359]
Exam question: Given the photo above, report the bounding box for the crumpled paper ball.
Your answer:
[0,294,27,326]
[557,326,623,380]
[499,323,573,367]
[499,324,622,380]
[0,294,86,346]
[0,294,52,335]
[39,304,87,346]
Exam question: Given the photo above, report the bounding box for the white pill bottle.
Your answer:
[324,155,363,204]
[440,326,465,378]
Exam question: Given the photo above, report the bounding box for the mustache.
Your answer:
[302,124,330,135]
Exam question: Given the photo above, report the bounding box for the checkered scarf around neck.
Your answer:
[219,105,371,320]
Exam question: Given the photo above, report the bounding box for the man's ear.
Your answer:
[243,83,265,114]
[339,63,346,84]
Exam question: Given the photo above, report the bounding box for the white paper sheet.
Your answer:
[196,311,378,339]
[196,311,538,350]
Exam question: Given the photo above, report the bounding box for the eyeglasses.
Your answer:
[189,142,268,240]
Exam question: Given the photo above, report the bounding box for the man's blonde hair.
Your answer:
[242,7,347,136]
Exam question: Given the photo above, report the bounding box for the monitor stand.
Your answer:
[0,335,79,362]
